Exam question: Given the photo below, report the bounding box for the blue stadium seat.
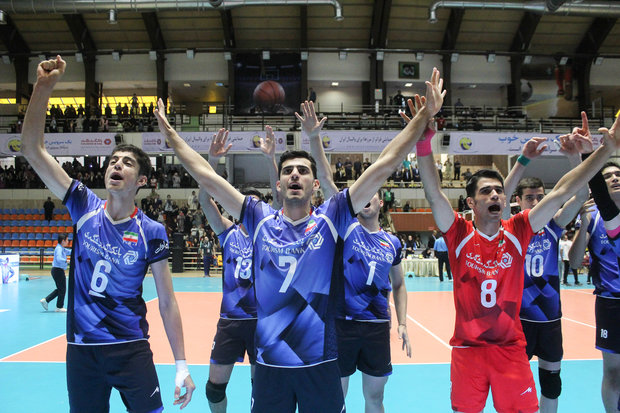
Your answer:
[16,208,25,214]
[49,220,56,227]
[44,248,54,256]
[19,233,27,240]
[43,233,51,240]
[11,233,19,240]
[35,233,43,240]
[68,233,73,240]
[27,233,35,240]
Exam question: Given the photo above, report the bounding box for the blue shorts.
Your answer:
[336,319,392,377]
[521,319,563,362]
[251,360,345,413]
[595,296,620,354]
[66,340,162,413]
[210,318,257,365]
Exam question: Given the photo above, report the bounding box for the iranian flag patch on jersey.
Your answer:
[123,231,139,244]
[305,219,317,233]
[379,239,390,248]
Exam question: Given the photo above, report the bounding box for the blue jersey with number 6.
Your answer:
[520,219,564,322]
[241,189,355,367]
[217,225,256,319]
[64,180,170,344]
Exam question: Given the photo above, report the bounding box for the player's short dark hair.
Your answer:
[466,169,504,198]
[278,150,317,179]
[516,177,544,198]
[109,144,152,178]
[57,233,68,243]
[601,161,620,174]
[241,187,263,200]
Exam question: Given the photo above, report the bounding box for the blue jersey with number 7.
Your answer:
[241,190,355,367]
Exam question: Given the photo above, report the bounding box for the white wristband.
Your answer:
[175,359,190,388]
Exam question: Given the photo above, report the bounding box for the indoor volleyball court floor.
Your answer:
[0,273,604,412]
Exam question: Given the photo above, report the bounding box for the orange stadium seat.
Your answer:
[17,214,25,220]
[65,226,73,233]
[62,213,70,220]
[34,226,42,233]
[42,227,50,233]
[44,240,53,248]
[19,226,26,232]
[0,226,7,233]
[34,214,43,220]
[27,240,36,247]
[10,240,19,247]
[36,240,45,247]
[50,226,58,233]
[19,240,28,247]
[25,214,33,220]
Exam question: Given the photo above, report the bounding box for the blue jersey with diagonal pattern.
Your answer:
[241,190,355,367]
[520,219,564,322]
[586,207,620,298]
[64,180,170,344]
[217,224,257,319]
[341,221,402,321]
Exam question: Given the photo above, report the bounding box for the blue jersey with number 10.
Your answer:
[520,220,564,322]
[64,180,170,344]
[217,225,257,319]
[242,190,355,368]
[342,222,402,321]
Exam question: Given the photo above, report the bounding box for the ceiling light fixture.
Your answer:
[108,9,118,24]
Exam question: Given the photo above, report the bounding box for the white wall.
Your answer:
[590,58,620,86]
[165,53,228,81]
[452,55,511,85]
[96,54,157,83]
[312,85,364,112]
[307,52,370,82]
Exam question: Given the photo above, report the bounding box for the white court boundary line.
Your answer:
[390,301,452,350]
[0,298,159,362]
[0,334,65,362]
[562,317,595,329]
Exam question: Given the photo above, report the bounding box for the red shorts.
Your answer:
[450,346,539,413]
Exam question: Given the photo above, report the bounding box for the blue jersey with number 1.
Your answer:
[520,219,564,322]
[217,225,256,319]
[64,180,170,344]
[241,189,355,367]
[342,222,402,321]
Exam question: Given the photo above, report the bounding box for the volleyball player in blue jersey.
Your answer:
[154,68,445,413]
[200,126,280,412]
[502,132,589,413]
[303,100,411,412]
[569,112,620,413]
[21,55,195,412]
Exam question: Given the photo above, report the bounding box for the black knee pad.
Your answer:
[539,368,561,399]
[205,380,228,404]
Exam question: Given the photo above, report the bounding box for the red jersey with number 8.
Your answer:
[444,210,534,348]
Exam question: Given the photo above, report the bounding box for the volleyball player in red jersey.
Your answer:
[408,99,620,413]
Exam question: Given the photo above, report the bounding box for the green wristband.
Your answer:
[517,155,530,166]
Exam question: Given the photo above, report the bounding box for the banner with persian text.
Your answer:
[0,133,116,156]
[300,130,400,153]
[448,132,602,155]
[141,131,288,154]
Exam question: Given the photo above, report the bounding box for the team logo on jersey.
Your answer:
[123,231,139,244]
[498,252,513,269]
[385,253,394,262]
[305,219,317,233]
[307,233,324,250]
[123,250,139,265]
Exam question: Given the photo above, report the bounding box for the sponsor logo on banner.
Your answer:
[448,132,602,155]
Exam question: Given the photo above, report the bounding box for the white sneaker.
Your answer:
[55,308,67,312]
[40,298,48,311]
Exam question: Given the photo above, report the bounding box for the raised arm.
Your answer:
[21,55,72,200]
[390,264,411,358]
[528,116,619,233]
[552,126,590,228]
[502,137,548,220]
[199,188,232,235]
[154,101,245,219]
[259,125,282,209]
[296,101,338,199]
[568,201,593,269]
[349,68,446,213]
[150,258,196,409]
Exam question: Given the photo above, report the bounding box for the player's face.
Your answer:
[516,187,545,211]
[467,177,505,220]
[105,151,146,194]
[358,193,382,220]
[277,158,319,203]
[602,166,620,199]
